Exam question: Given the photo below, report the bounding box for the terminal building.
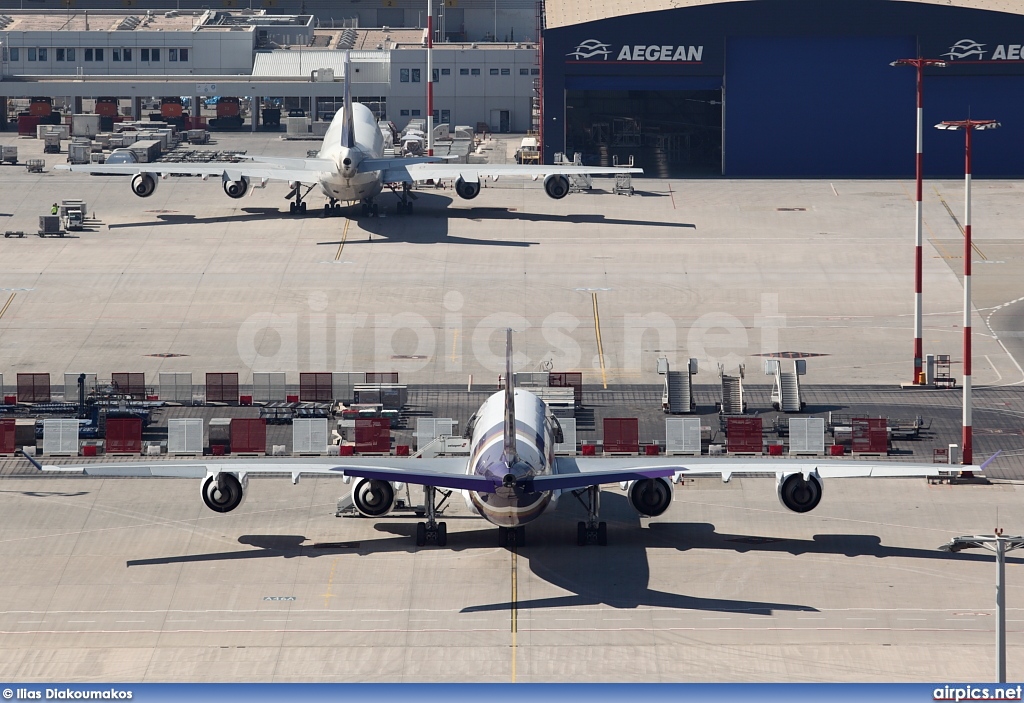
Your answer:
[541,0,1024,177]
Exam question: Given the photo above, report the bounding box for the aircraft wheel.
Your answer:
[334,204,343,216]
[372,203,379,217]
[577,521,587,546]
[361,203,369,217]
[597,522,608,547]
[289,201,296,214]
[437,522,447,547]
[299,201,307,214]
[406,202,413,215]
[322,205,330,218]
[415,522,427,547]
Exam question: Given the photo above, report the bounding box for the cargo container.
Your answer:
[210,97,243,129]
[95,97,119,118]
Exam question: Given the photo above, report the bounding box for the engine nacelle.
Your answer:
[543,174,570,200]
[130,173,158,198]
[222,175,250,199]
[201,472,248,513]
[776,471,823,513]
[625,477,674,518]
[351,477,397,517]
[455,176,481,200]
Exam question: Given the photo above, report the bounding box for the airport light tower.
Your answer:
[890,58,945,385]
[427,0,434,157]
[935,118,999,467]
[939,529,1024,683]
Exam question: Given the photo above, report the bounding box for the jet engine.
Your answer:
[625,477,674,518]
[130,173,158,198]
[776,471,823,513]
[543,174,570,200]
[222,175,250,199]
[351,478,397,517]
[455,177,481,200]
[201,472,248,513]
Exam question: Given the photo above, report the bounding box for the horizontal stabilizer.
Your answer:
[342,466,498,493]
[522,468,675,493]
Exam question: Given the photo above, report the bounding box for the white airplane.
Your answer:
[57,53,642,218]
[25,331,991,549]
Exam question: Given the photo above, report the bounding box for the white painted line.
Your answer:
[67,620,95,623]
[116,620,145,623]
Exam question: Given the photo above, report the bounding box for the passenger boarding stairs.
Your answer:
[555,152,592,192]
[658,357,697,414]
[717,363,746,415]
[767,359,807,412]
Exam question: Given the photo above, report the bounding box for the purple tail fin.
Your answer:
[501,328,518,467]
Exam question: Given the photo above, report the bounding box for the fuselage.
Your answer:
[316,103,386,202]
[464,388,557,527]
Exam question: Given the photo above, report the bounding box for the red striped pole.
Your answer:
[936,118,1000,468]
[427,0,434,157]
[892,58,945,383]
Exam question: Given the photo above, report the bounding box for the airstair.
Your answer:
[555,152,592,192]
[658,357,697,414]
[717,363,746,415]
[767,359,806,412]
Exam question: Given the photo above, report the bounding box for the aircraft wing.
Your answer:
[384,162,644,184]
[55,162,330,185]
[556,456,974,482]
[31,455,477,487]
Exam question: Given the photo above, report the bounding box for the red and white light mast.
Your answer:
[426,0,434,156]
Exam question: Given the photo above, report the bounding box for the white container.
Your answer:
[71,114,101,138]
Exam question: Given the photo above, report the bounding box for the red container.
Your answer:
[338,444,354,456]
[230,418,266,454]
[81,444,97,457]
[396,445,409,456]
[146,395,159,401]
[286,395,299,403]
[830,444,845,456]
[726,417,763,453]
[3,396,15,405]
[106,417,142,453]
[211,444,225,456]
[581,444,597,456]
[644,444,660,456]
[18,115,41,136]
[0,419,16,454]
[768,444,784,456]
[603,417,640,453]
[355,418,390,453]
[239,395,253,406]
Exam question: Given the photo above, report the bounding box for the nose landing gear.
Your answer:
[573,485,608,546]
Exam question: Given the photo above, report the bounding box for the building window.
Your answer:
[471,68,480,75]
[441,109,450,124]
[459,68,468,75]
[411,68,420,82]
[169,48,178,62]
[140,48,149,62]
[95,48,104,61]
[400,109,409,116]
[39,48,48,61]
[411,109,421,116]
[489,68,498,75]
[432,109,438,121]
[56,48,65,61]
[27,48,36,61]
[67,48,75,61]
[531,68,540,75]
[9,47,18,61]
[179,48,188,62]
[112,48,120,61]
[519,68,529,75]
[441,68,450,75]
[150,48,158,61]
[500,68,510,75]
[84,48,93,61]
[432,68,438,82]
[400,68,409,82]
[122,48,131,61]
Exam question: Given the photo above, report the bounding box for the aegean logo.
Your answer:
[942,39,987,60]
[567,39,612,60]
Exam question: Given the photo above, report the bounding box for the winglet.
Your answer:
[978,450,1001,471]
[501,328,518,467]
[20,448,42,471]
[341,50,356,149]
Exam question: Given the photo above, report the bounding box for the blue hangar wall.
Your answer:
[543,0,1024,177]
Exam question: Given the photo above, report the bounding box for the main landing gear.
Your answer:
[360,199,379,217]
[573,485,608,546]
[287,183,314,215]
[415,485,449,547]
[497,525,526,548]
[322,198,345,217]
[392,182,416,215]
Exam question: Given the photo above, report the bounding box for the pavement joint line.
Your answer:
[933,185,987,260]
[334,217,351,261]
[0,292,15,320]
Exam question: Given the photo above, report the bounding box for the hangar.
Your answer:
[542,0,1024,177]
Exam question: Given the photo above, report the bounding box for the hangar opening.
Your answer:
[564,78,722,177]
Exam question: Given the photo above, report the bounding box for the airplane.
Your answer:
[56,53,643,218]
[24,331,993,550]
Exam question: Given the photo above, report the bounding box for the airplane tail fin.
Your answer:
[341,51,356,149]
[501,328,518,467]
